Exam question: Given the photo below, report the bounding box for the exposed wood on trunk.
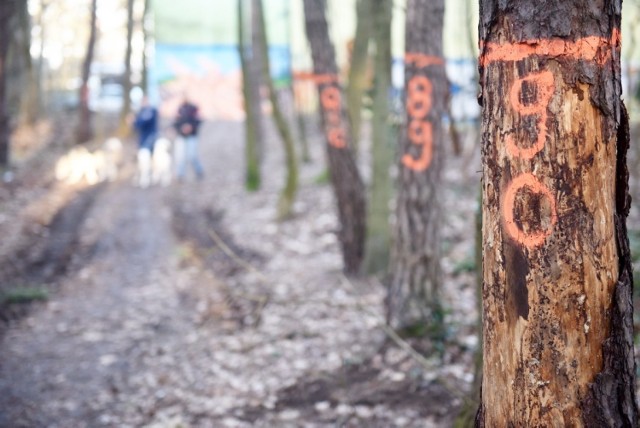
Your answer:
[476,1,638,426]
[302,0,366,274]
[76,0,97,144]
[388,0,446,328]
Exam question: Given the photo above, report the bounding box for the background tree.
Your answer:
[76,0,98,144]
[303,0,366,274]
[362,0,393,274]
[237,0,264,191]
[118,0,135,136]
[476,1,637,425]
[255,0,298,219]
[388,0,446,329]
[0,0,16,167]
[346,0,372,152]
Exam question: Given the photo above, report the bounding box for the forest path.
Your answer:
[0,120,473,427]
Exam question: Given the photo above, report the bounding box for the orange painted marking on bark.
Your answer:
[319,84,346,149]
[505,70,555,159]
[402,120,433,171]
[406,76,433,119]
[293,72,339,85]
[321,86,342,111]
[480,29,620,66]
[403,74,435,172]
[405,52,444,68]
[503,173,558,249]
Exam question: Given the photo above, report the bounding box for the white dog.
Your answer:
[137,147,152,188]
[55,146,102,185]
[152,137,172,187]
[102,137,123,182]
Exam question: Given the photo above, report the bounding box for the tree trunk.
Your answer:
[388,0,446,328]
[255,0,298,219]
[238,0,263,191]
[0,1,15,167]
[119,0,135,136]
[346,0,372,153]
[302,0,366,274]
[141,0,150,94]
[362,0,393,275]
[476,1,638,426]
[76,0,97,144]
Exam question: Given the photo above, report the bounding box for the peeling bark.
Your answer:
[477,1,638,426]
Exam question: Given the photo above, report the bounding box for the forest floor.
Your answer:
[0,111,636,427]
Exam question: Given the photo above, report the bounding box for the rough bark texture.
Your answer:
[362,0,393,275]
[255,0,298,219]
[477,1,638,426]
[0,0,15,167]
[238,0,263,191]
[302,0,366,274]
[346,0,372,152]
[388,0,446,328]
[76,0,97,144]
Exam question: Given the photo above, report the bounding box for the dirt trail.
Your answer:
[0,120,478,427]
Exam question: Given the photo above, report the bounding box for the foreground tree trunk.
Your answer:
[476,1,638,426]
[237,0,263,191]
[0,1,16,167]
[76,0,98,144]
[303,0,366,274]
[255,0,298,219]
[388,0,446,328]
[362,0,393,275]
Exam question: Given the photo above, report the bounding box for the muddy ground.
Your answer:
[0,112,637,427]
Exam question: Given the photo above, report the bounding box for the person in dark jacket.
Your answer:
[133,96,158,152]
[174,95,204,180]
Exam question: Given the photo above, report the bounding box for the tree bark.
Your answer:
[76,0,97,144]
[476,1,638,426]
[362,0,393,275]
[346,0,372,153]
[119,0,135,135]
[238,0,263,191]
[0,1,16,167]
[141,0,150,94]
[255,0,298,219]
[302,0,366,274]
[388,0,446,328]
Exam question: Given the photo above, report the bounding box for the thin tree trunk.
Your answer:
[14,0,38,125]
[119,0,135,136]
[476,1,638,425]
[0,1,16,167]
[388,0,446,329]
[346,0,372,153]
[255,0,298,219]
[76,0,97,144]
[303,0,366,274]
[141,0,150,94]
[362,0,393,275]
[238,0,263,191]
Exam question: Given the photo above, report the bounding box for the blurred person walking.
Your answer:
[133,95,158,152]
[174,95,204,181]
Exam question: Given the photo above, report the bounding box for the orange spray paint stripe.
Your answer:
[293,72,339,85]
[405,53,445,68]
[502,173,558,249]
[480,29,620,66]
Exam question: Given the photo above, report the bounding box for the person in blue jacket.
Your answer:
[173,95,204,180]
[133,96,158,152]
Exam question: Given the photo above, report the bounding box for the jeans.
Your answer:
[175,135,204,179]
